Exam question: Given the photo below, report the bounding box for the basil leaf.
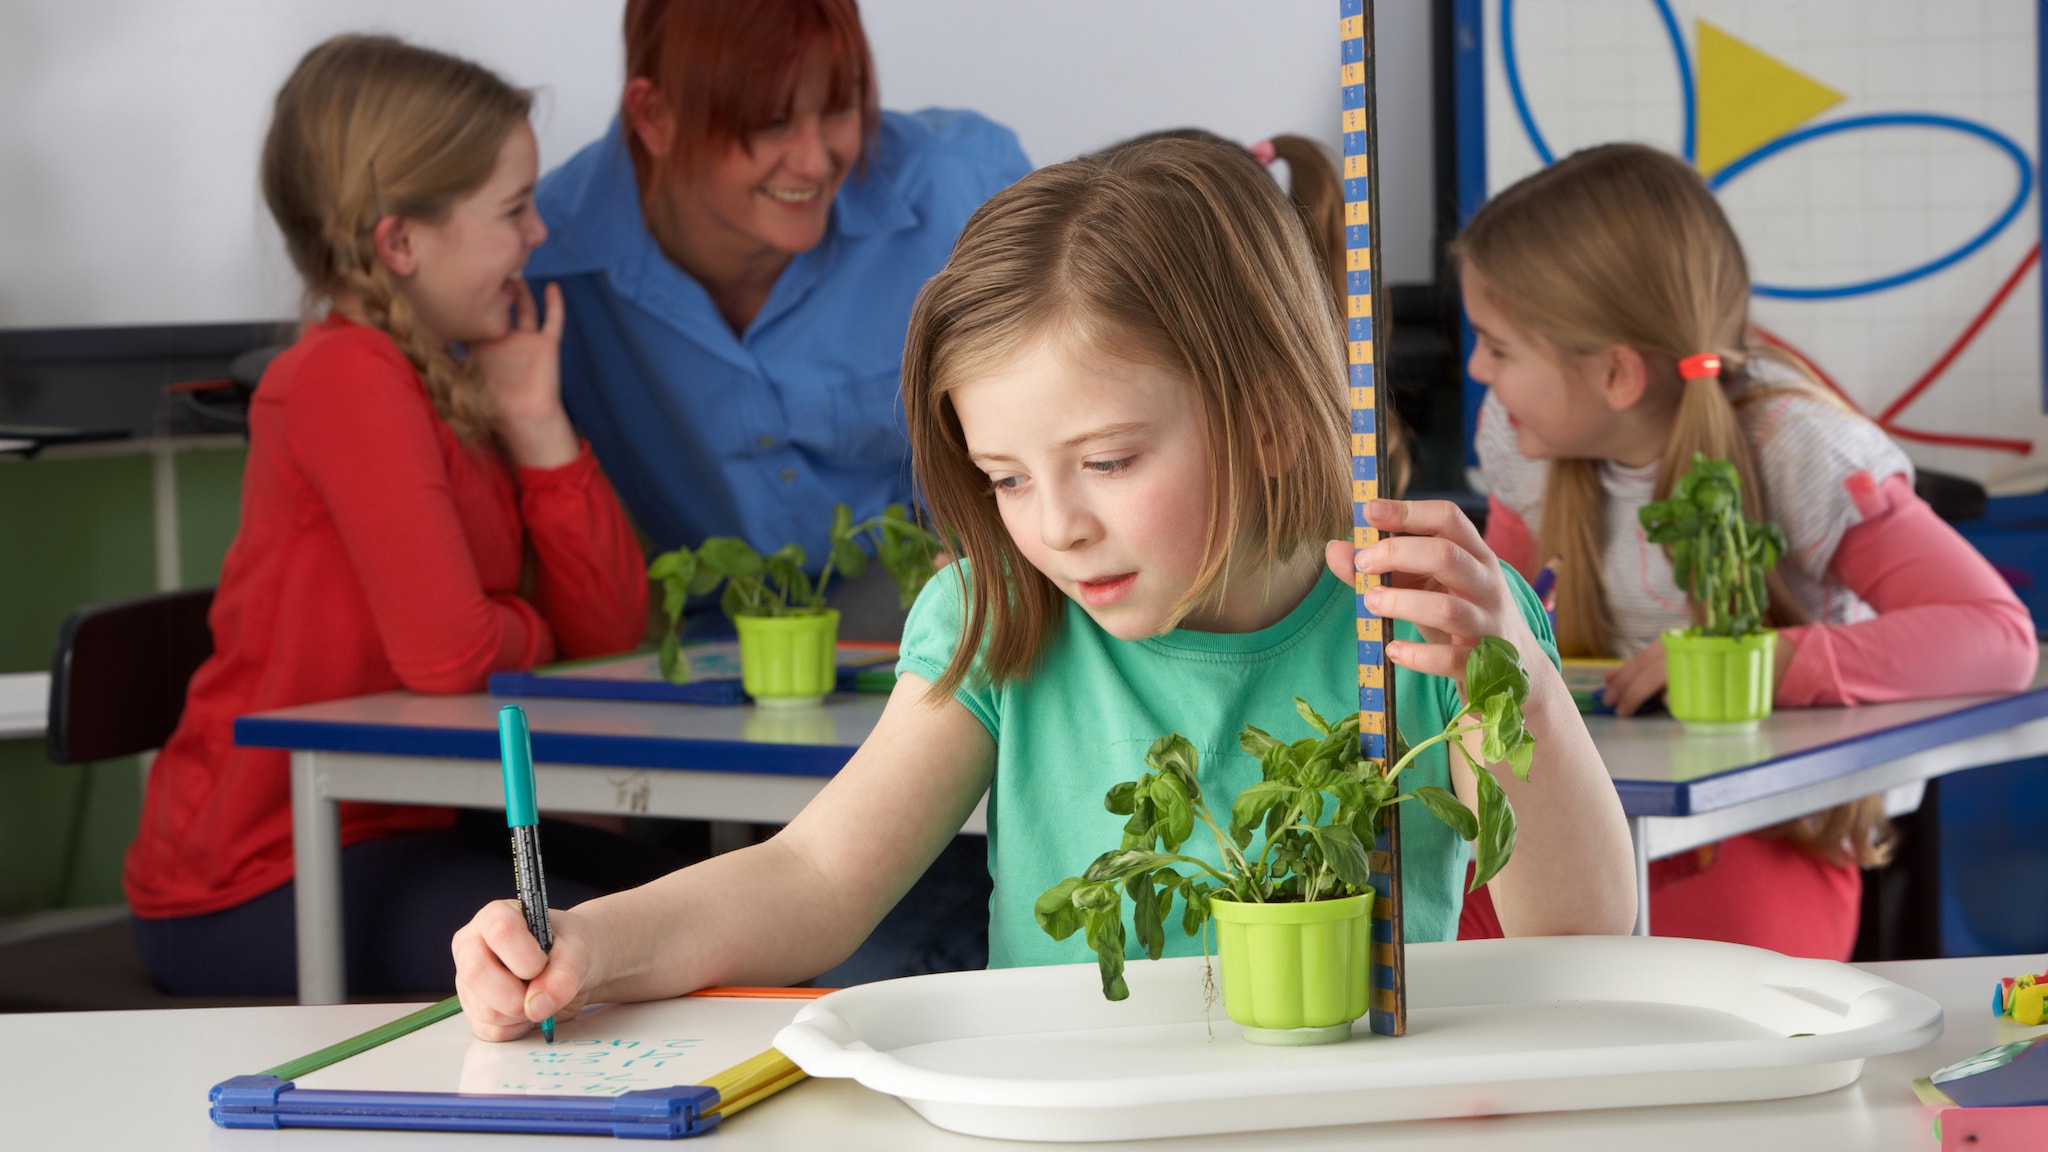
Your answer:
[1410,785,1478,841]
[1104,780,1139,816]
[657,629,690,685]
[1293,696,1333,736]
[1083,849,1173,884]
[1150,771,1196,850]
[1238,724,1282,759]
[1033,877,1085,940]
[1309,824,1373,887]
[1465,635,1529,714]
[1470,768,1519,890]
[1130,870,1165,961]
[1229,781,1293,849]
[1085,910,1129,1001]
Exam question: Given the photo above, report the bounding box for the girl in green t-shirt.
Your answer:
[453,138,1638,1039]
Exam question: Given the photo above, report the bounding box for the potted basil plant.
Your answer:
[1638,452,1788,733]
[1035,637,1536,1045]
[647,503,941,707]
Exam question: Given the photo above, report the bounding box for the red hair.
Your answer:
[622,0,880,198]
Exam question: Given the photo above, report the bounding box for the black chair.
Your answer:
[3,588,223,1011]
[1914,468,1989,525]
[46,587,215,765]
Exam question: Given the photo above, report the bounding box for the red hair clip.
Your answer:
[1247,139,1277,166]
[1677,353,1722,381]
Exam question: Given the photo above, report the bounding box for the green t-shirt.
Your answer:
[896,563,1558,970]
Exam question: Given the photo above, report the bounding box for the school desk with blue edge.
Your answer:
[7,952,2039,1149]
[236,650,2048,1004]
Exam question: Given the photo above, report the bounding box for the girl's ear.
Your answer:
[1598,344,1652,412]
[371,217,418,279]
[623,77,675,160]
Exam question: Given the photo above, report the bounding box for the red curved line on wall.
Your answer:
[1751,245,2040,457]
[1877,243,2041,425]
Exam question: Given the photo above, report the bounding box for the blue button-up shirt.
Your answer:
[526,109,1031,560]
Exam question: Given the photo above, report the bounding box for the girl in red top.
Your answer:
[124,35,663,995]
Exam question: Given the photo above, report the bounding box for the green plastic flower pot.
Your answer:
[1208,890,1373,1045]
[1660,628,1776,733]
[734,610,840,707]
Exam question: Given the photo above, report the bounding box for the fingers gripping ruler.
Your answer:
[1340,0,1405,1038]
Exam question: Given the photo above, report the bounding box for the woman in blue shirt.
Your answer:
[527,0,1031,573]
[528,0,1025,984]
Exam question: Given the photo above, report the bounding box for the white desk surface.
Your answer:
[0,670,49,741]
[6,952,2042,1151]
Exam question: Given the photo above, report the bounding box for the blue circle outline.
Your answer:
[1710,114,2035,300]
[1498,1,2037,301]
[1500,0,1696,166]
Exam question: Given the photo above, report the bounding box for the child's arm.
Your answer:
[1776,472,2038,705]
[1608,473,2038,714]
[289,344,556,691]
[475,280,649,658]
[1329,499,1637,937]
[453,671,995,1040]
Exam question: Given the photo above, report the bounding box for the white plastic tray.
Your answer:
[774,936,1942,1143]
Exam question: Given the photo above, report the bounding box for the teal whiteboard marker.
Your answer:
[497,704,555,1043]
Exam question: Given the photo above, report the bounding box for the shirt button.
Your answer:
[758,435,774,450]
[780,468,797,483]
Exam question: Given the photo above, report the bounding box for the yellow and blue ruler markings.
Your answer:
[1340,0,1405,1039]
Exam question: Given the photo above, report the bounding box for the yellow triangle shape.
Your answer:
[1695,19,1845,177]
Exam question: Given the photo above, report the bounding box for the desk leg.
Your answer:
[1629,815,1651,938]
[291,751,347,1005]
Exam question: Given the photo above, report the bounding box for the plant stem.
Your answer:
[1385,717,1483,781]
[1149,851,1239,890]
[1189,803,1262,901]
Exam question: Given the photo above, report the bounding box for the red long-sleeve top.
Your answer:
[124,315,649,919]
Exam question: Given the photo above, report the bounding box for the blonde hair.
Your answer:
[1455,142,1891,868]
[1104,129,1411,492]
[904,138,1351,696]
[261,34,532,443]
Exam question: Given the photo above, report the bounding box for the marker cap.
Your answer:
[498,705,538,828]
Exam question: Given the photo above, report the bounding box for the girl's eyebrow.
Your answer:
[502,182,536,205]
[969,421,1151,464]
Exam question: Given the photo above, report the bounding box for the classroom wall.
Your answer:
[0,0,1437,330]
[0,447,244,915]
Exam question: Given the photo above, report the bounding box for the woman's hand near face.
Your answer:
[475,278,580,469]
[1322,499,1546,693]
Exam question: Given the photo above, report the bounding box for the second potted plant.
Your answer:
[1638,452,1788,733]
[1035,637,1536,1045]
[647,503,942,707]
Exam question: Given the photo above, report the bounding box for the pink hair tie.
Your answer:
[1677,353,1722,381]
[1247,138,1277,165]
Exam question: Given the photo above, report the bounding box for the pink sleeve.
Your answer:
[1484,493,1540,582]
[1776,472,2038,706]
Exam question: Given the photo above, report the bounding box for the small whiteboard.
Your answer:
[293,997,803,1098]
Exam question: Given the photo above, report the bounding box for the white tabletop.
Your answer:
[0,671,49,740]
[6,952,2042,1150]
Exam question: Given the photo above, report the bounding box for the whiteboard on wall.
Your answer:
[0,0,1435,333]
[1461,0,2045,495]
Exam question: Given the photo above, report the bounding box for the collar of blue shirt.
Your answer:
[528,116,920,282]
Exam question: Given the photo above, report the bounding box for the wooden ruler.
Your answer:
[1340,0,1405,1039]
